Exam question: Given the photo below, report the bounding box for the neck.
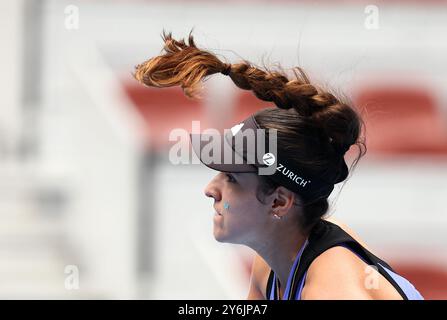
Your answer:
[250,223,309,293]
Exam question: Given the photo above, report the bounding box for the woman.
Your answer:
[134,31,424,300]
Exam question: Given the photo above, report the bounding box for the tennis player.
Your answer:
[134,31,424,300]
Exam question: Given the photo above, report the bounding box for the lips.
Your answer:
[214,207,223,216]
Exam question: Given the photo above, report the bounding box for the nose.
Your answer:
[204,177,221,202]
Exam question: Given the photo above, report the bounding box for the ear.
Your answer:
[271,186,296,219]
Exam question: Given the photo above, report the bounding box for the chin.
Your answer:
[213,230,228,243]
[213,230,244,245]
[213,228,236,243]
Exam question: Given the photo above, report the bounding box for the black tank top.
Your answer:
[266,219,411,300]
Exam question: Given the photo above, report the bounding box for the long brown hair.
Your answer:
[134,30,367,231]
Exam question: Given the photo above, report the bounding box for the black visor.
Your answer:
[190,114,338,204]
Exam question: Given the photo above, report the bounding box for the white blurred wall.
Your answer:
[0,0,22,158]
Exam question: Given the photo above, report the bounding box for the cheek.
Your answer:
[221,184,268,228]
[225,197,266,228]
[214,187,269,243]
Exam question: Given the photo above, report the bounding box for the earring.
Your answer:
[273,213,282,220]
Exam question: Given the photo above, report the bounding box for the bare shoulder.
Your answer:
[301,245,375,299]
[302,217,372,299]
[301,217,403,300]
[246,253,271,300]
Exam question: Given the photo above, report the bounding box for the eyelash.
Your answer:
[225,173,236,183]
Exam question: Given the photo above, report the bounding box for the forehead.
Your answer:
[233,172,258,184]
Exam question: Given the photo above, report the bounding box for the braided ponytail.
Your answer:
[134,30,232,99]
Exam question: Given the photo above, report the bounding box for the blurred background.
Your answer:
[0,0,446,299]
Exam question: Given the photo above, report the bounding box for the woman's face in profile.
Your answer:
[204,172,272,245]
